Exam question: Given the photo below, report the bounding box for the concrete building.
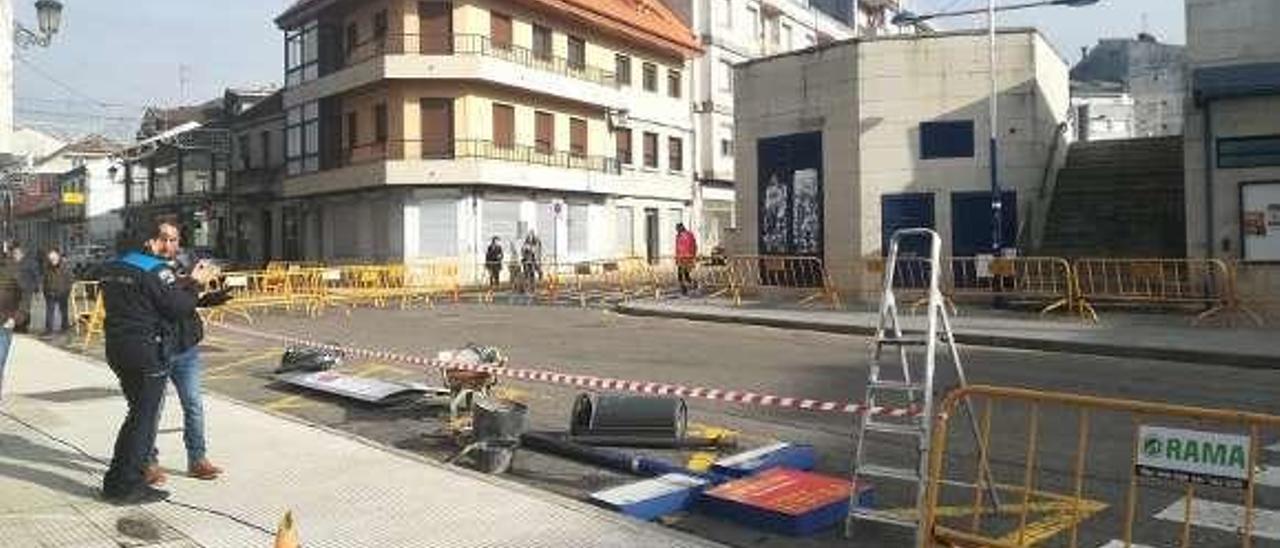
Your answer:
[228,91,289,267]
[1070,88,1136,142]
[12,135,123,253]
[273,0,700,269]
[734,29,1070,294]
[1184,0,1280,263]
[666,0,907,250]
[1071,34,1186,140]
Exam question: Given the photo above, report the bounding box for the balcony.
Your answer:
[333,139,621,175]
[288,33,623,108]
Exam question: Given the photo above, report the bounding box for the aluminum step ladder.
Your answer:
[845,228,999,543]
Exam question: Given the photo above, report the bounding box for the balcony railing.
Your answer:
[332,139,621,175]
[337,33,617,88]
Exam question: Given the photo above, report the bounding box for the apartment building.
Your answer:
[666,0,906,249]
[274,0,700,267]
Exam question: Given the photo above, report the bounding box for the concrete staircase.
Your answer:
[1039,136,1185,258]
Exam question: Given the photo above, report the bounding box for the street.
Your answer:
[39,302,1280,547]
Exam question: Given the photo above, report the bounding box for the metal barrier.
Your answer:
[860,257,1079,317]
[1072,259,1231,324]
[70,281,103,349]
[724,255,840,308]
[922,385,1280,547]
[1229,263,1276,327]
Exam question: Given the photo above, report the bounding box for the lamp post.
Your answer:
[893,0,1097,254]
[2,0,63,240]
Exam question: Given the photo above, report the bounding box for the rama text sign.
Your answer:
[1136,426,1251,489]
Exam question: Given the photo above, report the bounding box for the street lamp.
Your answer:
[15,0,63,48]
[893,0,1098,254]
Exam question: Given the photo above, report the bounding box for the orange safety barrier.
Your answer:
[723,255,840,308]
[1071,258,1232,324]
[922,385,1280,548]
[860,257,1079,317]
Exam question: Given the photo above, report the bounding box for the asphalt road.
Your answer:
[41,302,1280,547]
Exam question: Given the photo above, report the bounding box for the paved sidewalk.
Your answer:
[617,299,1280,368]
[0,336,722,548]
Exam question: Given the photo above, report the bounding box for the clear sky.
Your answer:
[13,0,1185,141]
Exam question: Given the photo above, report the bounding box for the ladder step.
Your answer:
[847,507,917,528]
[876,335,931,347]
[855,464,920,482]
[868,380,924,392]
[863,421,923,435]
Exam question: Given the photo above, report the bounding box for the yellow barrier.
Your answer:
[394,259,462,308]
[70,281,103,349]
[1229,263,1276,327]
[723,255,840,308]
[922,385,1280,548]
[1072,259,1231,324]
[859,257,1079,317]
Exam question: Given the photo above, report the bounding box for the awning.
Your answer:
[1193,62,1280,105]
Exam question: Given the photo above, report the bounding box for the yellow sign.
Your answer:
[61,192,85,205]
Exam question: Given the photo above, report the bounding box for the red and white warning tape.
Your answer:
[210,321,919,418]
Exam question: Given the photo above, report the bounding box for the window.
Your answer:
[346,22,358,55]
[721,138,733,157]
[781,23,792,49]
[667,69,682,98]
[642,62,658,92]
[615,54,631,87]
[719,60,734,93]
[568,203,589,256]
[747,7,759,40]
[490,12,512,49]
[492,103,515,148]
[615,206,634,255]
[285,22,319,87]
[238,135,251,169]
[286,101,320,174]
[716,0,732,29]
[570,118,587,157]
[374,10,388,40]
[643,132,658,168]
[668,137,683,171]
[535,111,554,154]
[920,120,975,159]
[533,25,552,60]
[1218,136,1280,168]
[260,130,271,167]
[346,112,359,151]
[375,103,388,143]
[420,98,454,159]
[616,128,632,165]
[568,36,586,71]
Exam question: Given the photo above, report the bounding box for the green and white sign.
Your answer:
[1136,426,1252,489]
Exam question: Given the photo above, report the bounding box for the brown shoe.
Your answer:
[188,459,222,480]
[144,464,167,486]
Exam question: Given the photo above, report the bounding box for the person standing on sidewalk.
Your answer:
[98,220,209,504]
[485,237,504,290]
[675,223,698,295]
[145,247,229,486]
[9,244,38,334]
[0,250,27,399]
[41,249,74,336]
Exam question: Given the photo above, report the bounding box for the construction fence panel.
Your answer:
[726,255,840,308]
[1231,263,1280,327]
[922,385,1280,548]
[1072,259,1231,323]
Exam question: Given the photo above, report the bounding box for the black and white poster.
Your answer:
[757,132,823,257]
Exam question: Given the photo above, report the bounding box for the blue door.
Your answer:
[950,191,1017,257]
[881,193,935,288]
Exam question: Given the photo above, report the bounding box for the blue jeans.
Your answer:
[0,328,11,399]
[158,347,207,467]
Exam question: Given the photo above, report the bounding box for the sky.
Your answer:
[13,0,1185,142]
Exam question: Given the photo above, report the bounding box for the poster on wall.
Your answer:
[1241,182,1280,261]
[757,132,823,257]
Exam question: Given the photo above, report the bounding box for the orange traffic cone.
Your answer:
[273,510,299,548]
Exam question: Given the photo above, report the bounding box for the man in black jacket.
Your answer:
[98,220,213,504]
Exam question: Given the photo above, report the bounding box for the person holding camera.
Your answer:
[144,239,231,487]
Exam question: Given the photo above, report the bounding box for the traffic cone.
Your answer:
[273,510,299,548]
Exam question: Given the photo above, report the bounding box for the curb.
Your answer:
[615,304,1278,370]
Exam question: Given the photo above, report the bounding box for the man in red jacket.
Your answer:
[675,223,697,295]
